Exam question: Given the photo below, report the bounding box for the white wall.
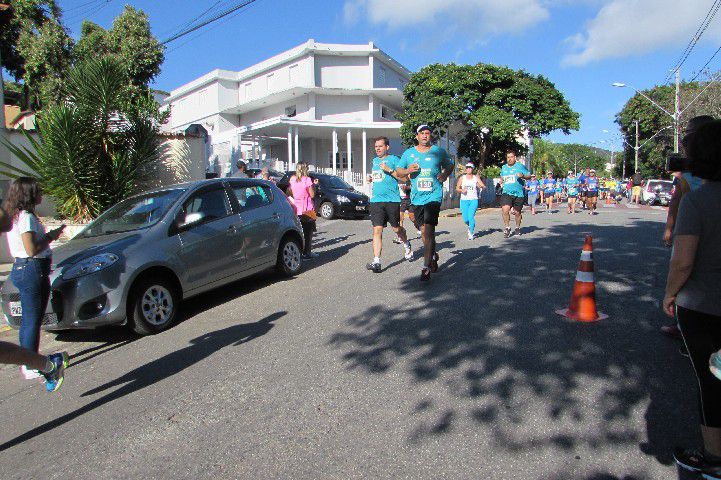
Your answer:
[315,95,370,123]
[238,56,313,104]
[240,95,311,125]
[170,82,221,129]
[315,55,370,89]
[372,57,409,89]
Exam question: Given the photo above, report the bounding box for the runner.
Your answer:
[525,173,540,215]
[395,125,454,281]
[578,168,590,209]
[543,172,556,213]
[366,137,413,273]
[554,175,564,203]
[585,169,600,214]
[498,149,531,238]
[566,171,580,213]
[455,162,486,240]
[394,177,415,244]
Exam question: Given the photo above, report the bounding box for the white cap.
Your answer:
[465,162,474,168]
[416,124,432,133]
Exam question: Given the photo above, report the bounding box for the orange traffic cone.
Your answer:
[556,236,608,322]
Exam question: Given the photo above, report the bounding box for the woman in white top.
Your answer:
[3,178,64,378]
[455,163,486,240]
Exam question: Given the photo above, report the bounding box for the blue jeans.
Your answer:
[460,199,478,233]
[9,257,51,353]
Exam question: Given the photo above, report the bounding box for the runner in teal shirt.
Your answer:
[397,145,454,205]
[498,150,532,238]
[370,155,401,203]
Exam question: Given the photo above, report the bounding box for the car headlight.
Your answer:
[337,195,350,203]
[62,253,119,280]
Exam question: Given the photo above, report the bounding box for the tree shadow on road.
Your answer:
[0,311,286,452]
[328,220,696,477]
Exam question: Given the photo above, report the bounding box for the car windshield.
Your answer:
[649,181,672,192]
[77,189,186,238]
[320,176,353,189]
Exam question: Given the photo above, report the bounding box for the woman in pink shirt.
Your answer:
[289,163,317,258]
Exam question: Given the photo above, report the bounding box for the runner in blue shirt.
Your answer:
[554,176,564,203]
[499,149,531,237]
[366,137,413,273]
[578,168,590,210]
[543,172,556,213]
[585,169,600,215]
[565,172,580,214]
[395,125,454,281]
[524,174,540,215]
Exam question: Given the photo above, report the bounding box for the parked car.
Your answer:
[277,172,370,219]
[247,168,284,182]
[641,179,673,205]
[1,178,304,335]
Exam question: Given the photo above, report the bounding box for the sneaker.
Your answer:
[514,227,521,237]
[429,252,439,273]
[503,227,511,238]
[675,447,721,473]
[467,230,474,240]
[660,324,682,338]
[392,236,402,244]
[417,230,422,238]
[20,365,42,380]
[420,267,431,282]
[366,262,382,273]
[711,350,721,381]
[43,352,67,393]
[403,244,413,261]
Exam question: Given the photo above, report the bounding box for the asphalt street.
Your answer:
[0,201,700,479]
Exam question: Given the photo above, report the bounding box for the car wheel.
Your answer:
[276,236,302,277]
[129,276,179,335]
[319,202,335,219]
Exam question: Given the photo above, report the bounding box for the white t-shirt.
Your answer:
[460,175,480,200]
[7,210,51,259]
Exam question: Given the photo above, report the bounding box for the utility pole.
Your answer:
[674,69,681,153]
[634,119,639,173]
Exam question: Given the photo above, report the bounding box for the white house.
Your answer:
[164,39,416,185]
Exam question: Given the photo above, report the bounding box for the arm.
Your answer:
[663,188,683,246]
[455,176,464,193]
[663,235,699,316]
[21,227,62,257]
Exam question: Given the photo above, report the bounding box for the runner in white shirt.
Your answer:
[455,163,486,240]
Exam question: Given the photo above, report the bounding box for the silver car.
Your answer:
[1,178,304,335]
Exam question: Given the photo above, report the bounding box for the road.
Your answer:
[0,201,699,479]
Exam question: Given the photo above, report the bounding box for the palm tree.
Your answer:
[1,56,161,222]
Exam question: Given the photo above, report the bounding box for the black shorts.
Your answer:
[411,201,441,226]
[500,194,524,212]
[370,202,401,228]
[400,197,411,213]
[586,191,598,198]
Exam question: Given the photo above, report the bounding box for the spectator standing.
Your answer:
[631,170,643,204]
[663,120,721,478]
[232,160,248,178]
[289,163,317,259]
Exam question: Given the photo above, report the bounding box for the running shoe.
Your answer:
[403,243,413,261]
[674,447,718,472]
[366,262,382,273]
[467,230,474,240]
[392,236,402,244]
[503,227,511,238]
[429,252,439,273]
[514,227,521,237]
[43,352,67,393]
[711,350,721,381]
[420,267,430,282]
[417,230,422,237]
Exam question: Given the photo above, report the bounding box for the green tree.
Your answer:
[533,139,608,175]
[396,63,580,168]
[1,57,162,221]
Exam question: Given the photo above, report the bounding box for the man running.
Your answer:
[566,171,580,213]
[585,169,600,214]
[395,125,454,281]
[499,149,531,238]
[578,168,590,209]
[366,137,413,273]
[543,172,556,213]
[525,173,540,215]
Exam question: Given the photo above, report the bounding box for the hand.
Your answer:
[663,295,676,317]
[379,162,388,172]
[663,228,672,247]
[408,163,420,173]
[517,172,524,178]
[437,173,448,183]
[48,225,65,241]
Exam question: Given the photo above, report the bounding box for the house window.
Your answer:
[285,105,297,117]
[379,66,386,87]
[327,151,349,170]
[289,64,299,85]
[380,104,396,121]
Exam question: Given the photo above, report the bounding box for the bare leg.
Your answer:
[513,208,523,228]
[372,226,384,259]
[501,205,511,229]
[0,341,49,370]
[391,225,408,243]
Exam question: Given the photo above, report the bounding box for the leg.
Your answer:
[0,341,49,370]
[422,224,436,267]
[501,205,511,229]
[513,203,523,228]
[301,220,313,255]
[372,226,384,259]
[391,225,408,243]
[15,261,47,353]
[467,200,478,233]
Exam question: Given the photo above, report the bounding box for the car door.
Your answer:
[227,180,280,270]
[174,184,241,290]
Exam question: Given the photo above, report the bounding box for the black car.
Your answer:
[247,168,285,182]
[277,172,369,219]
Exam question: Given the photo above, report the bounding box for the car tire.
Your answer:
[276,236,302,277]
[129,276,179,335]
[319,202,335,219]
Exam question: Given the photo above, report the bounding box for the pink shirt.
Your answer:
[289,176,314,214]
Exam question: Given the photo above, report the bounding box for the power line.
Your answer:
[161,0,226,39]
[690,43,721,82]
[161,0,260,45]
[666,0,721,82]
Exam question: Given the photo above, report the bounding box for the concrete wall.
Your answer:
[315,55,370,89]
[372,57,408,89]
[240,95,310,125]
[315,95,370,123]
[239,56,313,104]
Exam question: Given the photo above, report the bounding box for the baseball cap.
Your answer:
[531,173,536,177]
[590,169,596,173]
[416,124,432,133]
[465,162,474,168]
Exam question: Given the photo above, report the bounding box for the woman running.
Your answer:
[566,172,580,214]
[543,172,556,213]
[554,176,564,203]
[455,162,485,240]
[525,173,540,215]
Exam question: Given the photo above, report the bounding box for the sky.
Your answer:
[55,0,721,152]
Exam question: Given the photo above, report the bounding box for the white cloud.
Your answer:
[343,0,550,38]
[563,0,721,66]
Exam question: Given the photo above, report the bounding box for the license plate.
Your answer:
[356,206,366,211]
[9,302,21,316]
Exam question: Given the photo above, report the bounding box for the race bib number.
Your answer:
[503,175,517,185]
[372,170,383,182]
[417,178,433,192]
[466,185,476,193]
